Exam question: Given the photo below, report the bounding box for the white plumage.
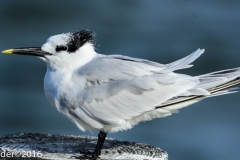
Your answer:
[40,32,240,133]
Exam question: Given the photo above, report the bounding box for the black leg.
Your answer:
[92,131,107,157]
[72,131,107,160]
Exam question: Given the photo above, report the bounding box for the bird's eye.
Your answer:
[56,46,68,52]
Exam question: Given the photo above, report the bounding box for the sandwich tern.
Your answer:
[2,29,240,159]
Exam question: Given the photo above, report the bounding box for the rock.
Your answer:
[0,133,168,160]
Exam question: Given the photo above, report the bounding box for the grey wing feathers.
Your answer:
[72,49,209,132]
[108,54,165,68]
[73,48,240,132]
[77,54,159,82]
[77,48,206,102]
[161,49,204,73]
[78,48,205,82]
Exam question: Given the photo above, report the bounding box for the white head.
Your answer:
[2,30,97,71]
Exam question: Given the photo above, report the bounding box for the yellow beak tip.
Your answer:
[2,49,13,54]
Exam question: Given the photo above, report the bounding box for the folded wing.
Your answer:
[70,49,208,132]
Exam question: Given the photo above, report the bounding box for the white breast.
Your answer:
[44,68,84,112]
[44,69,63,110]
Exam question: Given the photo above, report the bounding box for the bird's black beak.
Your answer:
[2,47,52,57]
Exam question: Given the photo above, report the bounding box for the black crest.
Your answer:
[67,29,95,52]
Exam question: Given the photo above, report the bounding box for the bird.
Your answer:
[2,29,240,160]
